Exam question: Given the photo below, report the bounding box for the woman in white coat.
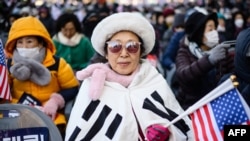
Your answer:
[65,12,194,141]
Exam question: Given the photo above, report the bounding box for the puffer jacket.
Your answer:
[5,16,79,125]
[175,38,234,110]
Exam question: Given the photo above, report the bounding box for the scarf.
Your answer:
[76,63,140,100]
[188,42,204,59]
[57,32,83,46]
[10,48,51,86]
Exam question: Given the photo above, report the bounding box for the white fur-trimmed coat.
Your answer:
[65,60,194,141]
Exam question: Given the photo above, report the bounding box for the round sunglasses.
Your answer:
[106,40,141,54]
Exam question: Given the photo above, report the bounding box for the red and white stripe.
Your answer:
[0,65,11,101]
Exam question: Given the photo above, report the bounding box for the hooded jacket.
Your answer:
[5,16,79,125]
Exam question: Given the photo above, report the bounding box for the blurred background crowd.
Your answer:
[1,0,250,76]
[1,1,250,139]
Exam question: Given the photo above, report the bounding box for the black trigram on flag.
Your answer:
[68,91,190,140]
[143,91,190,137]
[68,100,122,141]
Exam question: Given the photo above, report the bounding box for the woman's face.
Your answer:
[235,13,243,20]
[106,31,141,75]
[16,36,42,48]
[61,21,76,39]
[203,19,216,43]
[204,20,216,34]
[218,18,225,27]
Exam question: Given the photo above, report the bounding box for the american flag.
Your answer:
[190,88,250,141]
[0,39,11,101]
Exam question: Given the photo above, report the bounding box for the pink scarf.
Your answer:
[76,63,140,100]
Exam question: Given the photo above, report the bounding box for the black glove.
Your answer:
[208,44,230,65]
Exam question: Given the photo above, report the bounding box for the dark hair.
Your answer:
[232,10,247,29]
[37,36,47,47]
[15,36,47,48]
[55,13,82,33]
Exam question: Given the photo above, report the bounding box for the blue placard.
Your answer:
[0,127,49,141]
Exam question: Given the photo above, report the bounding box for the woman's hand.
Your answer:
[146,124,170,141]
[42,93,65,120]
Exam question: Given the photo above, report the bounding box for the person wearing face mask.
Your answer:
[227,10,247,40]
[5,16,79,138]
[175,11,234,110]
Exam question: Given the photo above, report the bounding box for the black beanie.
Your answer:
[185,11,218,45]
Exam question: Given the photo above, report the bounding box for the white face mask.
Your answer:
[235,19,244,28]
[17,47,40,58]
[204,30,219,48]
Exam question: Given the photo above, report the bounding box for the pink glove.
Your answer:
[42,93,65,120]
[146,124,170,141]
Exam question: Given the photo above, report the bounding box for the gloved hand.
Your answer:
[146,124,170,141]
[42,93,65,120]
[208,43,230,65]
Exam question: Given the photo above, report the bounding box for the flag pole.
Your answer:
[166,77,236,127]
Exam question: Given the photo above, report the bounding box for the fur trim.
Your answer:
[10,50,51,86]
[10,62,31,81]
[56,32,83,46]
[91,12,155,56]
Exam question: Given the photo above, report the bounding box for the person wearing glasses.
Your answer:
[65,12,194,141]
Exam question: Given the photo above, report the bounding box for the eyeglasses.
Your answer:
[106,40,141,54]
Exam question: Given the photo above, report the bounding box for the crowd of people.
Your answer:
[1,0,250,140]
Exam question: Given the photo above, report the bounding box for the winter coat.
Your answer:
[219,28,250,106]
[52,33,95,71]
[5,16,79,125]
[161,31,185,69]
[175,39,234,110]
[65,60,194,141]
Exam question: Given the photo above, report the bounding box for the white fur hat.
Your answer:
[91,12,155,56]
